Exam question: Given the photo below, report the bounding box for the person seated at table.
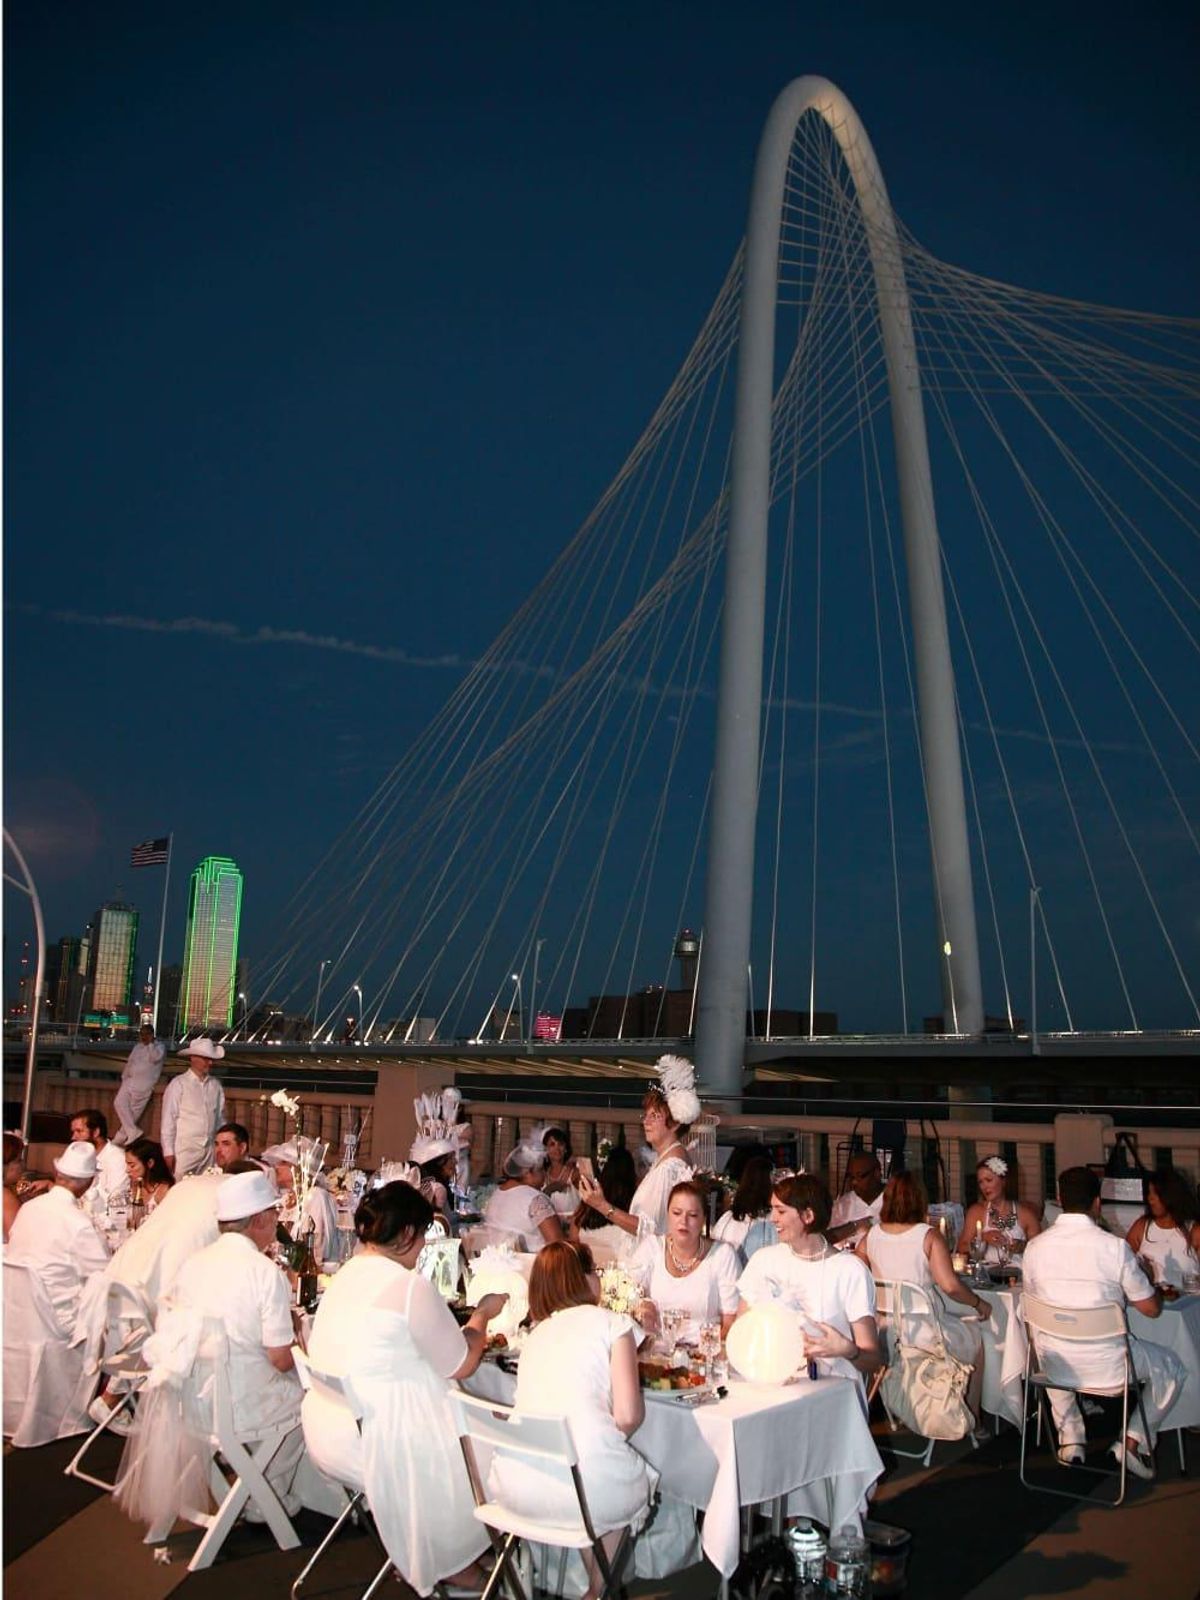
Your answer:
[570,1145,639,1262]
[7,1140,109,1337]
[712,1156,774,1255]
[631,1179,739,1342]
[70,1108,129,1209]
[1125,1167,1200,1287]
[491,1240,656,1599]
[1023,1165,1184,1476]
[957,1156,1040,1263]
[576,1055,700,1241]
[123,1138,174,1210]
[213,1120,258,1171]
[543,1127,579,1193]
[408,1133,459,1215]
[827,1152,885,1247]
[736,1174,882,1384]
[862,1171,990,1424]
[484,1134,565,1251]
[3,1131,34,1241]
[261,1138,340,1269]
[304,1179,508,1597]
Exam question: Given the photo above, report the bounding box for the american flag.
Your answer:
[130,836,170,868]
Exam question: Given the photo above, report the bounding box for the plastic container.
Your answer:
[787,1518,826,1597]
[864,1521,911,1596]
[824,1524,870,1596]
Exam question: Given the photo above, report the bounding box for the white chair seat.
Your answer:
[472,1503,594,1547]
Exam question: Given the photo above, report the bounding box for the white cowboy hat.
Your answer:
[178,1037,225,1060]
[54,1140,98,1180]
[216,1170,281,1222]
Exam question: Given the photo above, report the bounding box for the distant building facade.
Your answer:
[179,856,244,1031]
[85,901,140,1024]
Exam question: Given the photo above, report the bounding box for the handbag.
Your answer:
[1101,1132,1149,1204]
[879,1287,974,1441]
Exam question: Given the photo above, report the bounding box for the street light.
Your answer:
[504,973,522,1043]
[237,991,247,1041]
[311,958,330,1046]
[353,983,363,1043]
[1030,886,1042,1055]
[528,939,545,1047]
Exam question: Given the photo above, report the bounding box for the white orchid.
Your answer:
[264,1087,301,1119]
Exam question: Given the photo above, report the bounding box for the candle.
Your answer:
[952,1252,967,1273]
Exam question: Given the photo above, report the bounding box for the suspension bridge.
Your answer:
[217,77,1200,1098]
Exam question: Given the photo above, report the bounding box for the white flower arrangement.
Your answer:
[598,1262,646,1320]
[596,1137,614,1166]
[263,1087,301,1121]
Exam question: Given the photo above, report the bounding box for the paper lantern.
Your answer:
[726,1303,806,1385]
[465,1246,530,1339]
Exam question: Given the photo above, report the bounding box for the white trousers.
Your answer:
[1045,1335,1186,1450]
[113,1081,154,1144]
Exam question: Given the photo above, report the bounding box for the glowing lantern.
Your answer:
[726,1303,805,1384]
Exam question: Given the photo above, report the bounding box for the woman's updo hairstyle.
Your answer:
[355,1179,434,1247]
[503,1137,549,1179]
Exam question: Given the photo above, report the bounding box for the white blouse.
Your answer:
[630,1236,741,1340]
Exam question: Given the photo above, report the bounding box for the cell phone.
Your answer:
[575,1156,595,1184]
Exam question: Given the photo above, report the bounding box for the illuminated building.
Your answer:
[86,902,139,1021]
[179,856,244,1031]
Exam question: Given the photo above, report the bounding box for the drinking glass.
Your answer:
[995,1234,1012,1271]
[699,1320,722,1390]
[660,1308,683,1361]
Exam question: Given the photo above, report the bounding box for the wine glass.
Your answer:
[660,1308,683,1361]
[699,1321,723,1391]
[995,1233,1012,1271]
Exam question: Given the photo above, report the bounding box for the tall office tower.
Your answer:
[87,902,140,1019]
[179,856,244,1031]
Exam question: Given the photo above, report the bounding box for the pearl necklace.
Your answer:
[666,1236,707,1276]
[650,1140,686,1171]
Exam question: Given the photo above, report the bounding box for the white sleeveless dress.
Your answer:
[304,1254,487,1596]
[866,1223,982,1366]
[1138,1220,1199,1286]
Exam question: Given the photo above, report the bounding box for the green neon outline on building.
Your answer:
[179,855,243,1030]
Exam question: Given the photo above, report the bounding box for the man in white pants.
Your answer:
[113,1025,166,1145]
[160,1039,226,1177]
[1023,1164,1185,1479]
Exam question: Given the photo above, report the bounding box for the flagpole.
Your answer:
[152,833,174,1037]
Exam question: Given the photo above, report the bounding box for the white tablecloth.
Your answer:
[971,1286,1200,1433]
[466,1365,883,1579]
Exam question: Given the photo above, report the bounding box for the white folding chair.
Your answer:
[449,1391,632,1600]
[873,1278,981,1468]
[3,1260,95,1448]
[1019,1294,1154,1507]
[65,1280,155,1490]
[156,1323,303,1570]
[291,1348,394,1600]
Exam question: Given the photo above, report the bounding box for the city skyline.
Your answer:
[5,4,1197,1033]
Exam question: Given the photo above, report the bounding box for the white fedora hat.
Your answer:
[178,1037,225,1060]
[55,1140,98,1180]
[216,1170,281,1222]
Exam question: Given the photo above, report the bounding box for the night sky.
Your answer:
[6,2,1198,1032]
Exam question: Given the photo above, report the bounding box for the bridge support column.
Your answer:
[695,77,983,1099]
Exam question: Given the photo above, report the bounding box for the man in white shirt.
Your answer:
[113,1025,166,1145]
[70,1108,128,1206]
[1023,1165,1185,1478]
[161,1039,227,1176]
[8,1140,110,1337]
[828,1152,884,1246]
[151,1171,317,1515]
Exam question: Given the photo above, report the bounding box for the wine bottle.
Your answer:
[297,1220,321,1312]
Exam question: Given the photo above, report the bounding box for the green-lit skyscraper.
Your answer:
[179,856,244,1031]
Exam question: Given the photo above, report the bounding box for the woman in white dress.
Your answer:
[491,1241,654,1599]
[261,1139,341,1269]
[863,1171,990,1424]
[631,1180,740,1341]
[484,1135,565,1251]
[304,1180,509,1598]
[957,1156,1040,1264]
[577,1056,700,1242]
[711,1156,774,1256]
[736,1174,882,1384]
[1125,1168,1200,1286]
[571,1146,638,1263]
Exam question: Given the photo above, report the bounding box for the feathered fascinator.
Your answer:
[504,1126,551,1176]
[410,1089,464,1163]
[371,1159,425,1191]
[655,1054,702,1126]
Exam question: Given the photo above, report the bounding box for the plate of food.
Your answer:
[637,1358,706,1402]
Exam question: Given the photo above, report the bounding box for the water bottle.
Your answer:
[787,1518,826,1598]
[824,1524,870,1596]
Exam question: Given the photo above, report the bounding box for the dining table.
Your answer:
[465,1360,884,1590]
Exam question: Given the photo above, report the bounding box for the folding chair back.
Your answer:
[64,1279,157,1489]
[449,1391,629,1600]
[3,1259,93,1447]
[872,1277,959,1466]
[1018,1293,1147,1507]
[291,1349,393,1600]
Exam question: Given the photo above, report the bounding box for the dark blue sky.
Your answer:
[6,1,1198,1030]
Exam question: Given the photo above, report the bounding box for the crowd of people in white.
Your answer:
[3,1043,1198,1597]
